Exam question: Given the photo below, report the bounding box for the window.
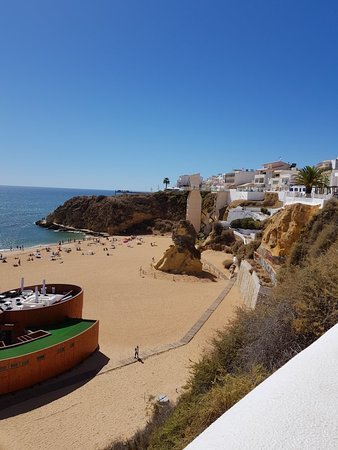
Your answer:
[57,347,65,353]
[37,355,45,361]
[10,363,18,368]
[0,366,7,372]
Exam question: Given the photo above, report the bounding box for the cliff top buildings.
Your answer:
[177,157,337,206]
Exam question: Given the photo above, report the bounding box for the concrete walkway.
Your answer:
[99,277,235,375]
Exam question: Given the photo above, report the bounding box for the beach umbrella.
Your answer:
[35,286,39,303]
[42,279,46,295]
[20,277,24,293]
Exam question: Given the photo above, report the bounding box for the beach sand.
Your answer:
[0,235,243,450]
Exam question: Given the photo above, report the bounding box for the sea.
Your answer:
[0,185,118,251]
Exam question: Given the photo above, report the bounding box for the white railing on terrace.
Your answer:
[286,191,332,199]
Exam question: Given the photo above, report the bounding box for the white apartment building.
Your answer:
[267,167,299,191]
[202,173,225,191]
[254,161,292,190]
[202,169,255,191]
[223,169,255,187]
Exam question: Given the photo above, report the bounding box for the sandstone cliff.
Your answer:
[258,203,320,260]
[155,220,203,274]
[39,191,188,235]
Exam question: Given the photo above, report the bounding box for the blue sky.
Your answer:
[0,0,337,190]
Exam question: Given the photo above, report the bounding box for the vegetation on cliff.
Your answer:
[109,199,338,450]
[230,217,265,230]
[42,191,188,235]
[199,221,236,252]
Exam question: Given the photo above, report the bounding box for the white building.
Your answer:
[254,161,292,190]
[267,167,299,191]
[202,174,225,191]
[316,157,338,188]
[223,169,255,188]
[178,174,203,190]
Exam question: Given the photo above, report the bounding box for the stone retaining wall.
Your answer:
[236,260,271,309]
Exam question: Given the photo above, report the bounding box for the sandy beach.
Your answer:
[0,235,243,450]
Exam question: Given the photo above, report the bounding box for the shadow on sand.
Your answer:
[0,350,109,419]
[199,270,218,281]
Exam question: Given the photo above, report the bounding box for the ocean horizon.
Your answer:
[0,185,121,250]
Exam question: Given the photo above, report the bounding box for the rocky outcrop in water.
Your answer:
[37,191,188,235]
[154,220,203,274]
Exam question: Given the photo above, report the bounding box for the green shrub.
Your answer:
[260,207,271,215]
[230,218,264,230]
[212,221,223,235]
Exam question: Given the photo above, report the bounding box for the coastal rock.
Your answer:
[40,191,188,235]
[258,203,320,261]
[199,222,236,252]
[155,220,203,274]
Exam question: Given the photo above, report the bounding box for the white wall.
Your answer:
[277,191,330,208]
[236,260,262,309]
[227,207,268,223]
[186,323,338,450]
[229,190,265,202]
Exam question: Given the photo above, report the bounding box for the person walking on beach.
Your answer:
[134,345,139,359]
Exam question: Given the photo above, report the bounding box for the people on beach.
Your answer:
[134,345,139,359]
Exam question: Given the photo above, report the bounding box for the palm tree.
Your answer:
[295,166,329,196]
[163,177,170,190]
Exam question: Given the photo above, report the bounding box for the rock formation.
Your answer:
[155,220,203,274]
[37,191,188,235]
[199,222,236,252]
[258,203,320,260]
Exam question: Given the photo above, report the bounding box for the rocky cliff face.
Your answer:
[40,191,188,235]
[258,203,320,260]
[155,220,203,274]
